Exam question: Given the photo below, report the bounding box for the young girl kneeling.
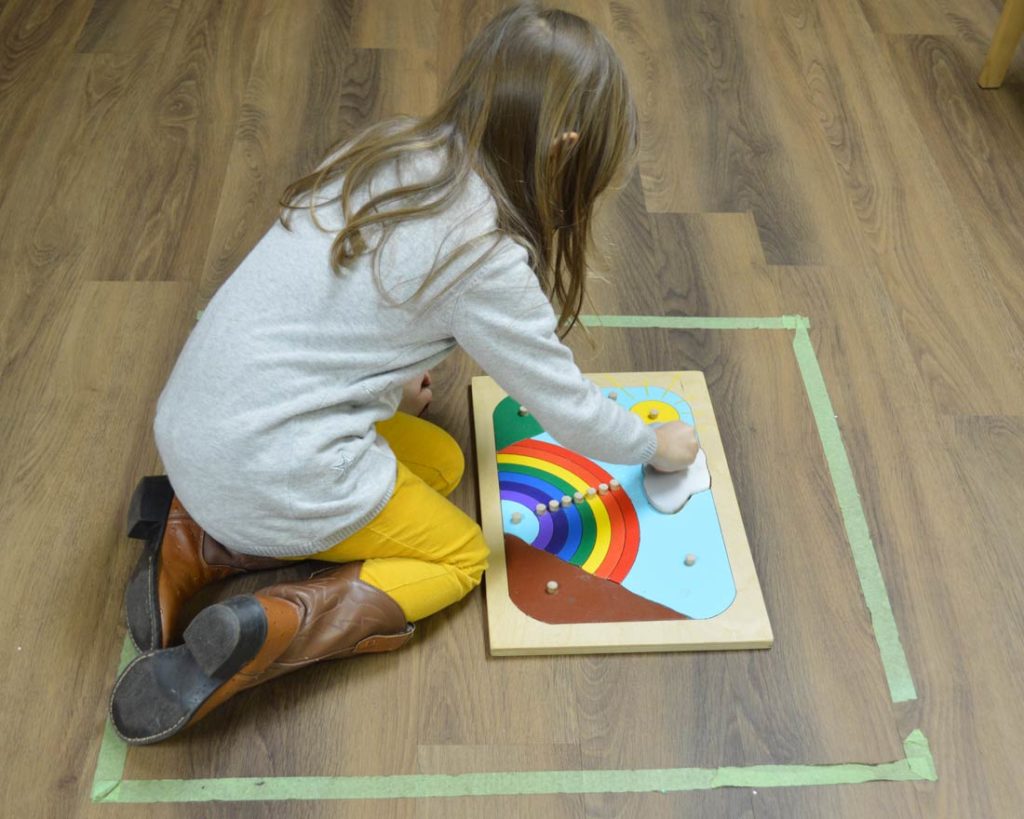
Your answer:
[111,2,697,745]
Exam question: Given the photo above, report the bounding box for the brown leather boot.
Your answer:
[124,475,294,652]
[110,562,414,744]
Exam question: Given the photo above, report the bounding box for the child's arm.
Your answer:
[450,244,659,465]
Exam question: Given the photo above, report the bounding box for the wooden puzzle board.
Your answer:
[471,371,773,655]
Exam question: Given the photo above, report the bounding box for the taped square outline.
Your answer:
[91,315,933,804]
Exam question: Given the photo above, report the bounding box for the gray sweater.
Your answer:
[155,150,657,556]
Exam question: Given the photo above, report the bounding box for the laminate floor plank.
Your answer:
[610,1,863,269]
[854,0,958,35]
[0,2,179,268]
[352,0,439,50]
[0,0,93,212]
[0,281,191,817]
[763,263,1024,815]
[753,781,924,818]
[762,0,1022,415]
[74,0,182,54]
[881,32,1024,354]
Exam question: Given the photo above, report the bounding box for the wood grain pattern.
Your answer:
[353,0,439,50]
[854,0,958,36]
[880,31,1024,348]
[0,1,93,212]
[754,780,923,818]
[611,0,840,266]
[761,262,1024,815]
[744,1,1011,415]
[1,0,1023,815]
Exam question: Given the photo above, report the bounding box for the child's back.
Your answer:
[156,145,530,554]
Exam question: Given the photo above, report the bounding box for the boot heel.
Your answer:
[183,597,268,679]
[127,475,174,540]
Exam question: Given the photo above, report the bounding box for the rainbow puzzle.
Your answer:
[471,371,773,655]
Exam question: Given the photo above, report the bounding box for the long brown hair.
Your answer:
[280,2,638,335]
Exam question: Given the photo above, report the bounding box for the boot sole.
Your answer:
[124,476,174,652]
[110,596,268,745]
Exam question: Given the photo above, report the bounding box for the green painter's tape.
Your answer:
[904,731,937,780]
[93,731,933,802]
[791,325,917,702]
[95,313,928,803]
[581,313,915,702]
[580,314,809,330]
[91,637,138,800]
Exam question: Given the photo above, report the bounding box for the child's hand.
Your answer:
[648,421,699,472]
[399,372,433,417]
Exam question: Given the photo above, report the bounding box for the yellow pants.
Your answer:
[307,412,489,622]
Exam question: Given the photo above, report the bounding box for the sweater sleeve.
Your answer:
[449,243,658,465]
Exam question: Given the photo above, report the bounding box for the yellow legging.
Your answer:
[306,412,489,622]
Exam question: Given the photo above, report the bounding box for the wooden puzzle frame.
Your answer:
[471,371,773,655]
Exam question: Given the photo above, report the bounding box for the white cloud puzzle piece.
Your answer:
[643,448,712,514]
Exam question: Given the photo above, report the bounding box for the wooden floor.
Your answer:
[1,0,1022,815]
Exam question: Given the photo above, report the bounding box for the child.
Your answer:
[110,2,698,745]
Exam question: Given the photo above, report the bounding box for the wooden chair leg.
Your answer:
[978,0,1024,88]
